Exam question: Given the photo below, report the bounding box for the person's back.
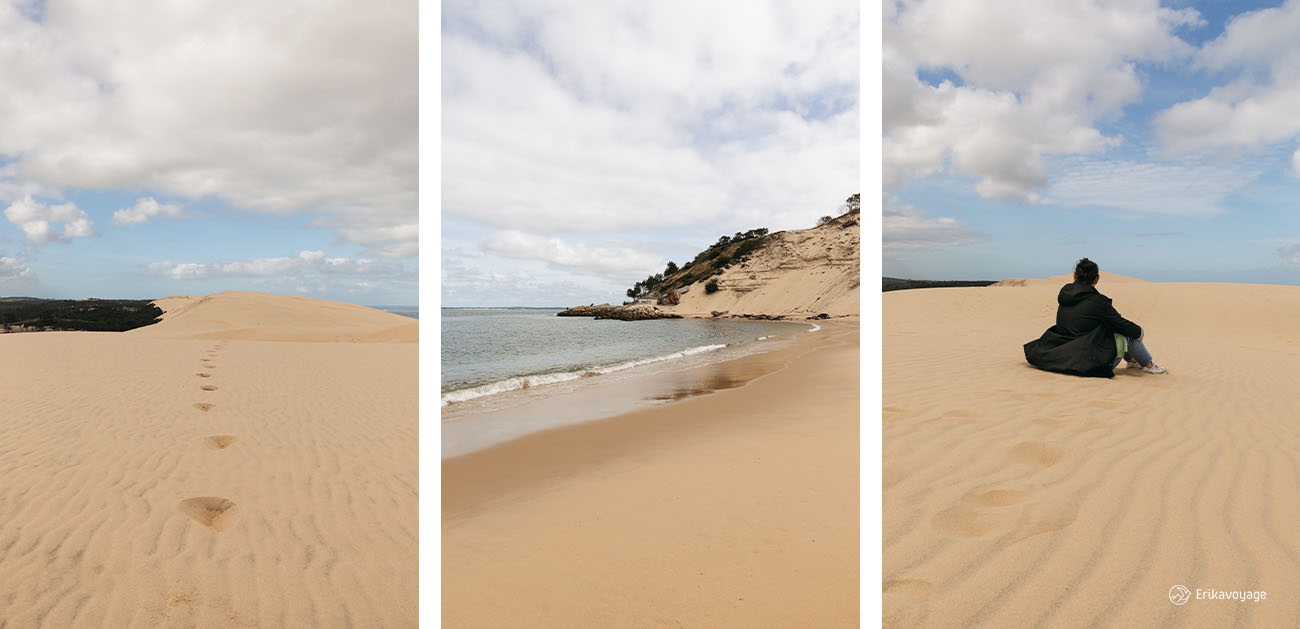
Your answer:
[1024,258,1166,377]
[1052,281,1141,340]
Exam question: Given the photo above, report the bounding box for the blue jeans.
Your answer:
[1112,336,1153,369]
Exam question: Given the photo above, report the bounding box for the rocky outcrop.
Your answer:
[556,304,683,321]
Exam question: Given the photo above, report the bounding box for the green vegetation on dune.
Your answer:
[627,227,771,300]
[624,193,861,302]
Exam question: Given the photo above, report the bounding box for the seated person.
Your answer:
[1024,258,1167,378]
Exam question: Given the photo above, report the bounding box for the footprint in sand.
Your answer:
[1008,441,1068,468]
[884,578,935,627]
[196,373,211,378]
[193,403,215,412]
[179,497,236,531]
[931,487,1076,542]
[205,435,238,449]
[931,488,1031,537]
[199,385,218,391]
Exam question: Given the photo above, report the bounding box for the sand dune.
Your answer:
[884,278,1300,627]
[0,293,416,626]
[672,212,860,318]
[134,290,418,343]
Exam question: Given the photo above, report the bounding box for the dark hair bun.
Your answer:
[1074,258,1099,284]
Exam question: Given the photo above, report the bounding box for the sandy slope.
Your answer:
[0,292,417,626]
[444,321,860,627]
[134,291,417,342]
[671,213,860,318]
[884,277,1300,627]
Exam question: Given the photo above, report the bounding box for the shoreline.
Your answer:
[443,319,859,626]
[440,318,819,457]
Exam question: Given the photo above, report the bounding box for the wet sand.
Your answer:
[443,320,860,627]
[441,326,810,458]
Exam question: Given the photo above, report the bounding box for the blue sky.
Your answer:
[0,1,417,305]
[441,0,860,307]
[885,0,1300,284]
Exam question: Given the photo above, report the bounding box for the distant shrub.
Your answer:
[733,237,763,260]
[817,215,834,226]
[705,280,719,294]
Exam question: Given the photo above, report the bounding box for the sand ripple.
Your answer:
[885,282,1300,627]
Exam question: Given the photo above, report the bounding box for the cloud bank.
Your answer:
[442,0,860,236]
[0,0,416,257]
[884,0,1200,201]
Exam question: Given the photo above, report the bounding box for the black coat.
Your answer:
[1023,282,1143,378]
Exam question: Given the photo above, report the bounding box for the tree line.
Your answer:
[626,227,770,299]
[0,298,164,332]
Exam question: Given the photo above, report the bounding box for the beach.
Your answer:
[0,292,418,626]
[443,319,860,627]
[884,276,1300,627]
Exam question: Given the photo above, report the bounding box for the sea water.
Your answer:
[441,308,801,406]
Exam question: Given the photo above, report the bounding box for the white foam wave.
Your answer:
[807,324,821,332]
[441,343,729,406]
[588,343,727,375]
[441,371,582,406]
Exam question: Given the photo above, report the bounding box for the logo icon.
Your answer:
[1169,585,1191,606]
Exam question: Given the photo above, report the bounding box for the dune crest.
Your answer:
[993,271,1149,288]
[132,290,417,343]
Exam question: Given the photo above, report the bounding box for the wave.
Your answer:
[807,324,821,333]
[441,343,729,406]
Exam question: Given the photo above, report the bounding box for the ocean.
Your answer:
[441,308,806,407]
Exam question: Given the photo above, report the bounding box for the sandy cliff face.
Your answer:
[671,209,860,318]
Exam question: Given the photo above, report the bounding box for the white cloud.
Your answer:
[480,230,665,281]
[885,0,1200,201]
[145,249,404,281]
[1045,155,1261,216]
[111,197,185,226]
[3,195,95,244]
[0,0,415,256]
[322,220,419,259]
[441,1,859,235]
[1155,1,1300,156]
[883,197,984,250]
[0,251,31,281]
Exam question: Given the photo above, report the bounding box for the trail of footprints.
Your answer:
[180,341,239,531]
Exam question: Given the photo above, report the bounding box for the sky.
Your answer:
[885,0,1300,285]
[0,0,417,305]
[441,0,860,307]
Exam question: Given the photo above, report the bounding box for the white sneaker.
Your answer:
[1141,363,1167,375]
[1125,360,1141,369]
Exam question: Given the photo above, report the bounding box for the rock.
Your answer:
[557,304,681,321]
[710,310,728,317]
